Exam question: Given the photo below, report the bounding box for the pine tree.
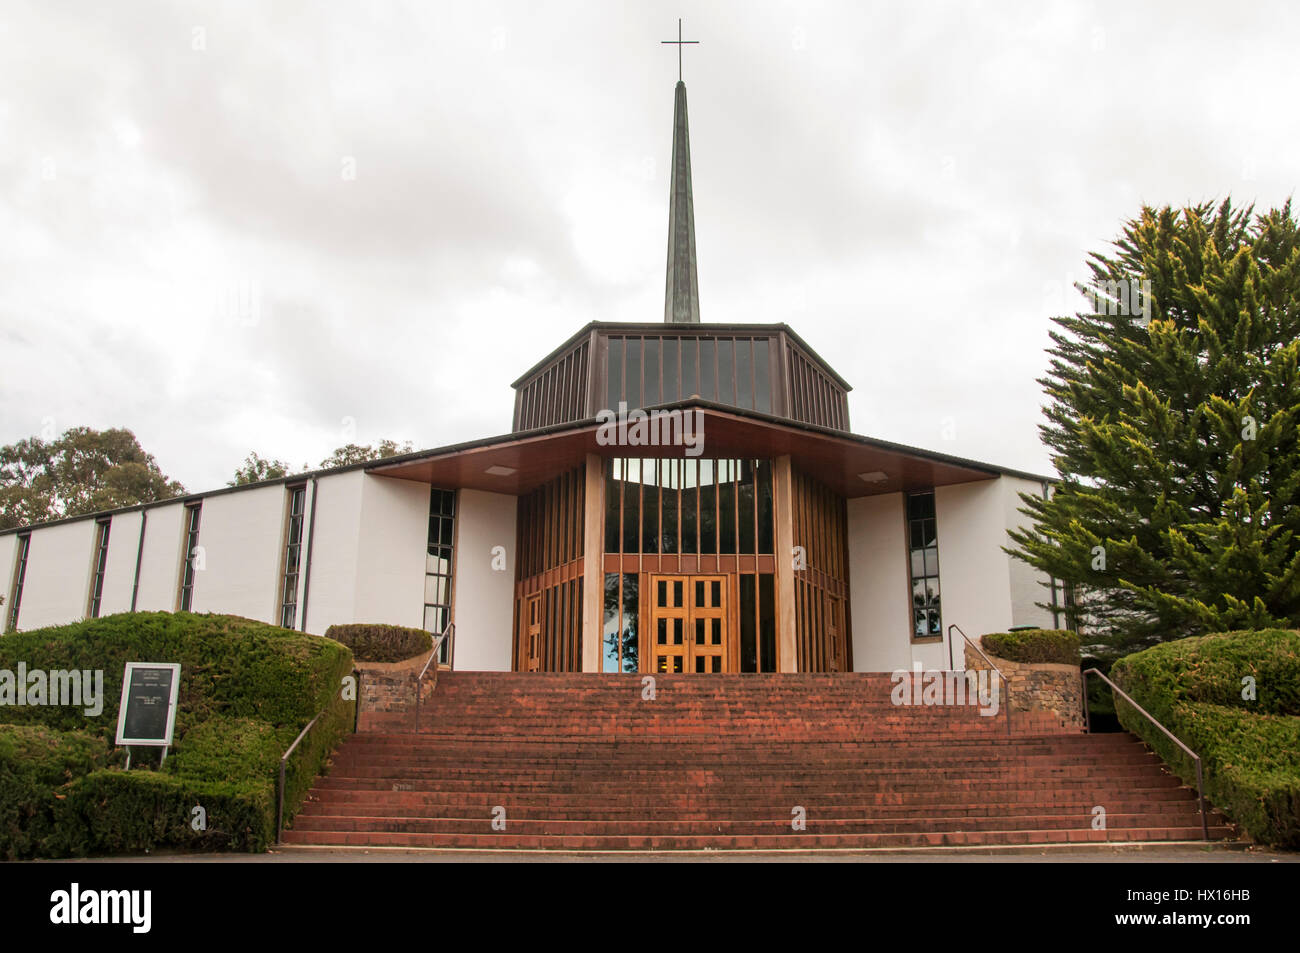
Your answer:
[1009,200,1300,658]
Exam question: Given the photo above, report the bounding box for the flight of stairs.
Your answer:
[281,672,1235,851]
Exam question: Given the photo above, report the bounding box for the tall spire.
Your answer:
[662,20,701,324]
[664,81,700,324]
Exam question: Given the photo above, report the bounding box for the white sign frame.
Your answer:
[115,662,181,748]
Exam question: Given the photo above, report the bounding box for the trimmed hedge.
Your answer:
[60,770,274,855]
[1111,629,1300,847]
[0,725,111,859]
[0,612,354,858]
[982,629,1080,665]
[1110,629,1299,717]
[324,623,432,663]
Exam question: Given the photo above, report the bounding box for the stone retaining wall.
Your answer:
[355,654,438,715]
[964,640,1085,730]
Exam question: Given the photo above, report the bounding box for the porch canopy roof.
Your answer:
[367,401,1054,498]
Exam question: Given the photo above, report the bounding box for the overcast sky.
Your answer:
[1,0,1295,491]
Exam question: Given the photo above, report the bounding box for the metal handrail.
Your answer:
[1082,667,1209,841]
[276,667,361,845]
[947,624,1012,737]
[413,621,454,733]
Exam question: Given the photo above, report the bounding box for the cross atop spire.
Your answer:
[660,17,699,83]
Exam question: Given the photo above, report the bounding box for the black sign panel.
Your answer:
[115,663,180,746]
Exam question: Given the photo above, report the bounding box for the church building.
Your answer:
[0,75,1065,678]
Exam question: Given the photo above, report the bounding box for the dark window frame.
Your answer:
[88,518,111,619]
[278,484,307,628]
[6,533,31,632]
[905,490,943,643]
[424,487,457,665]
[178,502,202,612]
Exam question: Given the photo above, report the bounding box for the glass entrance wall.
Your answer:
[738,573,777,673]
[603,572,639,673]
[607,570,775,673]
[602,457,778,673]
[603,458,774,556]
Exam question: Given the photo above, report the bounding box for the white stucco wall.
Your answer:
[451,489,517,671]
[11,519,97,630]
[300,470,365,635]
[189,484,287,624]
[97,510,142,617]
[350,475,428,629]
[932,479,1016,667]
[1002,476,1060,629]
[846,493,912,673]
[0,470,444,638]
[840,475,1064,673]
[133,502,186,612]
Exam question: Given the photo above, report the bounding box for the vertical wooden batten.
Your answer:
[582,453,605,672]
[773,454,797,672]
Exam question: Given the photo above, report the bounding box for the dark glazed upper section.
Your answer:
[511,323,851,434]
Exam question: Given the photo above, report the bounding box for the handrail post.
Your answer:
[276,758,286,845]
[1081,667,1090,734]
[353,668,362,734]
[1195,759,1208,840]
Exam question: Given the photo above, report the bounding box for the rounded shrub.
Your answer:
[981,629,1080,665]
[324,623,433,663]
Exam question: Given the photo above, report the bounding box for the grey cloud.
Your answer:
[1,0,1296,491]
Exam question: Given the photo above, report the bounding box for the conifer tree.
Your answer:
[1009,200,1300,656]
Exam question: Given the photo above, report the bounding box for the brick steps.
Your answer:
[299,803,1200,823]
[309,769,1185,790]
[327,746,1162,768]
[281,828,1229,850]
[305,787,1189,808]
[282,672,1233,851]
[300,790,1198,813]
[289,812,1217,835]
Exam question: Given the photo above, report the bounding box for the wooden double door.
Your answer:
[648,574,730,673]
